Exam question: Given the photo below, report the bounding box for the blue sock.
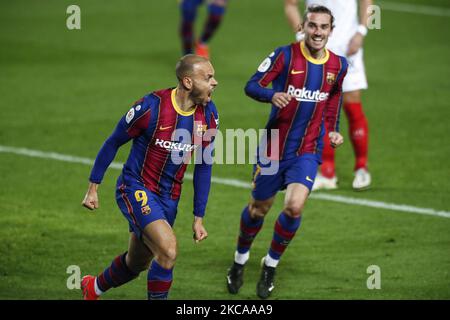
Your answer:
[200,3,226,43]
[180,0,202,54]
[268,212,301,260]
[147,260,173,300]
[237,206,264,254]
[96,252,138,292]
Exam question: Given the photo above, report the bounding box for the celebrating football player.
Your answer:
[81,54,219,300]
[226,5,347,299]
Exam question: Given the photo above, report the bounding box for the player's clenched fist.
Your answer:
[192,216,208,243]
[329,131,344,148]
[271,92,292,108]
[82,182,99,210]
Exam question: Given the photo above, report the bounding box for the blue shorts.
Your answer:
[252,154,320,201]
[116,177,179,239]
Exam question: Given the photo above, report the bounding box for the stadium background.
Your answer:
[0,0,449,299]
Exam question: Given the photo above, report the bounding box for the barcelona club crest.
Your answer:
[196,123,207,137]
[326,72,336,84]
[141,205,151,215]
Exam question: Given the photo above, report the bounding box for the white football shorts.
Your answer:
[341,48,368,93]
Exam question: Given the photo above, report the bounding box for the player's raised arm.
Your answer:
[284,0,305,41]
[244,48,287,104]
[358,0,373,32]
[82,100,151,211]
[285,0,301,32]
[347,0,372,56]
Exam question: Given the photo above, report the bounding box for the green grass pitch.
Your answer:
[0,0,449,299]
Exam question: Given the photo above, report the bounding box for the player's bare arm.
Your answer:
[347,0,372,55]
[82,182,99,210]
[192,216,208,243]
[284,0,302,32]
[328,131,344,148]
[272,92,292,108]
[284,0,306,41]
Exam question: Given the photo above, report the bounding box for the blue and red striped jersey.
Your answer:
[90,88,219,217]
[245,41,348,161]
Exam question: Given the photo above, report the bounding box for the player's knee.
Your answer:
[343,90,361,104]
[249,202,271,219]
[165,246,177,263]
[284,202,303,218]
[158,244,177,269]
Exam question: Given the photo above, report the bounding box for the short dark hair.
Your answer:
[303,5,335,29]
[175,54,209,81]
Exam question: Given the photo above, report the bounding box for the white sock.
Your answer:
[264,254,279,268]
[234,251,250,265]
[94,277,104,296]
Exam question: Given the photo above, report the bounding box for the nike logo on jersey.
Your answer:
[159,125,172,131]
[306,176,314,183]
[291,69,304,75]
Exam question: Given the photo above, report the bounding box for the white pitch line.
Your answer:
[1,145,449,218]
[380,1,450,17]
[310,193,450,219]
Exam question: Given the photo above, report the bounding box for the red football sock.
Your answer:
[321,130,336,178]
[343,102,369,171]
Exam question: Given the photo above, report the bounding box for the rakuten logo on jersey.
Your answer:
[287,85,329,103]
[155,139,198,152]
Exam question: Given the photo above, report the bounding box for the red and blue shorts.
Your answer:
[116,177,179,239]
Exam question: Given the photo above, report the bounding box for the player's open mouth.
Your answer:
[312,37,323,44]
[207,88,215,99]
[205,91,212,102]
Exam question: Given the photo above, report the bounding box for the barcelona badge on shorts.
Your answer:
[141,205,151,215]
